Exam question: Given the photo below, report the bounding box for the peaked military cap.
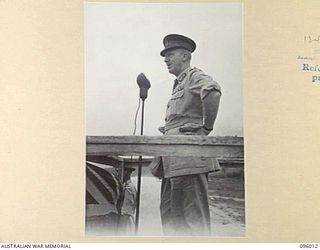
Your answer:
[160,34,196,57]
[124,167,136,173]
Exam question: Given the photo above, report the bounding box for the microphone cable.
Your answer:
[133,96,141,136]
[130,96,141,166]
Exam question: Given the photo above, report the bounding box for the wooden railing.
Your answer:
[87,135,243,156]
[86,135,244,174]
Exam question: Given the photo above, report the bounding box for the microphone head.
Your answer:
[137,73,151,89]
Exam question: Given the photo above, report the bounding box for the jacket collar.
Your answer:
[176,67,191,82]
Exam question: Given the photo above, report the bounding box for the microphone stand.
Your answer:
[135,73,150,234]
[135,96,145,234]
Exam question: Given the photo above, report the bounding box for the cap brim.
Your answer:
[124,167,136,172]
[160,46,189,57]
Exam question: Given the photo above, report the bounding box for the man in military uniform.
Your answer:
[119,167,137,235]
[158,34,221,235]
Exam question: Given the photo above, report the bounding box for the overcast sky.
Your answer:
[85,2,243,137]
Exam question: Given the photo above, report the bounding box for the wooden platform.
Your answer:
[87,135,244,158]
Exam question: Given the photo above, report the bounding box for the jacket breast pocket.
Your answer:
[171,89,184,100]
[166,89,185,117]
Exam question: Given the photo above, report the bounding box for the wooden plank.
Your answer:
[87,155,244,165]
[87,155,244,169]
[86,135,244,159]
[87,143,243,157]
[87,135,243,146]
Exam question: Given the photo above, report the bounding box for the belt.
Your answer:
[165,116,202,131]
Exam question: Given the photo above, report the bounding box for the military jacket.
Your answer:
[165,67,221,131]
[162,67,222,178]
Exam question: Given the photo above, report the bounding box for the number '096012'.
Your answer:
[300,244,319,248]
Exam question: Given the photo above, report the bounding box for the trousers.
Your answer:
[160,173,211,236]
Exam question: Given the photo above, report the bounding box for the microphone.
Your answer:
[136,73,151,101]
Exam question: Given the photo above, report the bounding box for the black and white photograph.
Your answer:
[3,0,320,245]
[85,2,244,236]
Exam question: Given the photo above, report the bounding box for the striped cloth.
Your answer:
[86,162,124,217]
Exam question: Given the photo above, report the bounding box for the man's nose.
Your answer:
[164,57,169,63]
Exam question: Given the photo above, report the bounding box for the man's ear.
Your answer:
[182,52,188,62]
[182,50,191,62]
